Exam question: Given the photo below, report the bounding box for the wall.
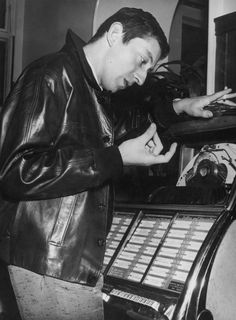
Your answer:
[22,0,97,72]
[222,0,236,14]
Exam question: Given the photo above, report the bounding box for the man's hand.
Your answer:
[173,88,236,118]
[118,123,177,166]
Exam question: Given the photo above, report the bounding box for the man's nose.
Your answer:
[135,69,147,86]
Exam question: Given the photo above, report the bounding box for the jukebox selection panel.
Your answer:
[107,215,171,282]
[105,212,216,294]
[103,211,135,271]
[143,215,215,292]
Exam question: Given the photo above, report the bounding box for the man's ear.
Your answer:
[106,22,123,47]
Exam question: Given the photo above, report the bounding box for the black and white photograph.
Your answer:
[0,1,236,319]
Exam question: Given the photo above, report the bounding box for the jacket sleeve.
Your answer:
[111,80,183,143]
[150,94,182,131]
[0,66,123,201]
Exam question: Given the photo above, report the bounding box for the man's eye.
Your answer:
[140,57,146,65]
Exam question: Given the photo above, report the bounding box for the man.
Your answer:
[0,7,235,320]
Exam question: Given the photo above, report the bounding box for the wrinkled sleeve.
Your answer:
[149,95,183,131]
[0,67,123,201]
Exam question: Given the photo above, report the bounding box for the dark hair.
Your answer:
[89,7,169,60]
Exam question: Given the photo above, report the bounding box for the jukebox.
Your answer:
[102,107,236,320]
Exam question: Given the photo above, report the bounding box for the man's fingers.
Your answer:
[164,142,177,161]
[217,92,236,101]
[152,142,177,163]
[217,98,236,106]
[152,131,162,147]
[201,109,213,118]
[141,123,157,144]
[203,89,236,109]
[147,140,155,148]
[149,132,163,155]
[220,99,236,106]
[211,88,232,102]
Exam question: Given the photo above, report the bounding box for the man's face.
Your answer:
[101,35,161,93]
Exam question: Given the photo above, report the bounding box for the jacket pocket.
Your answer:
[50,195,77,245]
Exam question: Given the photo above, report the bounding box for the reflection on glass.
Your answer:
[0,0,6,29]
[0,39,6,105]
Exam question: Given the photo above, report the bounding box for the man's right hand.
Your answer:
[118,123,177,166]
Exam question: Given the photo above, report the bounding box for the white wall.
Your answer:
[222,0,236,14]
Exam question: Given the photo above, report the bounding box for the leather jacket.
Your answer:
[0,30,123,286]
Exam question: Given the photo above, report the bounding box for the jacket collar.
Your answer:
[65,29,102,92]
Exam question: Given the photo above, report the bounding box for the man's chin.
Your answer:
[110,87,122,93]
[106,83,126,93]
[116,85,128,92]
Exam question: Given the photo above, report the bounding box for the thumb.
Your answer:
[201,109,213,118]
[140,123,157,144]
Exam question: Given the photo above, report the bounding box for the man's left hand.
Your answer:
[173,88,236,118]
